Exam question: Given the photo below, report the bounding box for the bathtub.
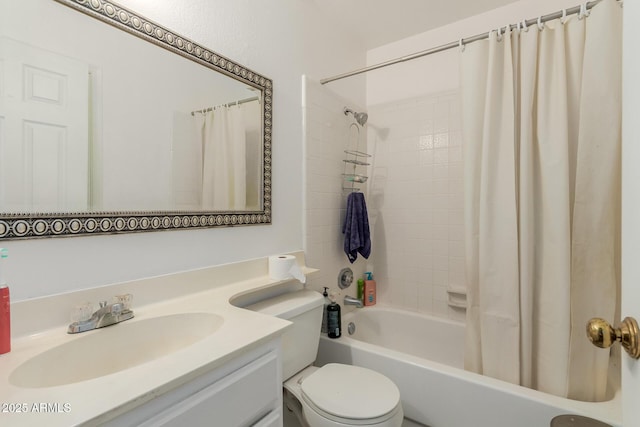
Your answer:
[316,306,621,427]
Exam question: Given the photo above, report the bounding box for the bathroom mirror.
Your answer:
[0,0,272,239]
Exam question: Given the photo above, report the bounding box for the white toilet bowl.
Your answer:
[247,289,404,427]
[284,364,403,427]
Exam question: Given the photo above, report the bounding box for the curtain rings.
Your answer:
[499,25,509,41]
[578,3,591,19]
[459,38,465,52]
[537,16,544,31]
[521,19,529,32]
[561,9,567,24]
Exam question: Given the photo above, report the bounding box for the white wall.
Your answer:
[2,0,366,301]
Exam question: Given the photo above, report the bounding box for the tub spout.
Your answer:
[344,295,363,308]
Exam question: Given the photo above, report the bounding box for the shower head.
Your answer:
[344,107,368,126]
[354,112,368,126]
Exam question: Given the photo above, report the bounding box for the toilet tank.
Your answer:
[246,289,324,380]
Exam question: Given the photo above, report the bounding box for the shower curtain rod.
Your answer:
[320,0,605,85]
[190,96,259,116]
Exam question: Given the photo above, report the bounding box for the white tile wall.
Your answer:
[367,91,466,322]
[303,78,368,304]
[303,80,466,321]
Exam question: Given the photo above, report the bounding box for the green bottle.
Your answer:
[357,278,364,303]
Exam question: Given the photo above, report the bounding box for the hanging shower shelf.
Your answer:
[342,173,368,183]
[342,111,371,193]
[343,158,370,166]
[344,149,371,158]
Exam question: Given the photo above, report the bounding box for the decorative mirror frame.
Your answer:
[0,0,272,240]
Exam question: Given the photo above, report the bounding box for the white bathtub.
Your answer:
[316,306,621,427]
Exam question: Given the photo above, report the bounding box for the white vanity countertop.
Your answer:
[0,252,316,426]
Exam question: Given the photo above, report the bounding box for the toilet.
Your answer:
[247,289,403,427]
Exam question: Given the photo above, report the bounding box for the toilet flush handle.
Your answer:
[586,317,640,359]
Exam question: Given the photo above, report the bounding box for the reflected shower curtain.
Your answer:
[199,104,247,210]
[461,0,621,401]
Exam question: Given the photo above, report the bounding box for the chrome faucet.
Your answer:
[344,295,363,308]
[68,294,134,334]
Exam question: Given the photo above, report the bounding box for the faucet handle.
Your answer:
[71,302,94,323]
[115,294,133,310]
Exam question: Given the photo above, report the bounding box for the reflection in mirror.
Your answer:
[184,95,262,212]
[0,0,272,239]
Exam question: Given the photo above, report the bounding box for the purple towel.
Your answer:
[342,192,371,263]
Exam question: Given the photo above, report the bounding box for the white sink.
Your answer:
[10,312,224,388]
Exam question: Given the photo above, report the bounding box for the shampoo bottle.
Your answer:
[357,278,364,304]
[321,287,330,334]
[327,291,341,339]
[0,249,10,355]
[364,272,376,306]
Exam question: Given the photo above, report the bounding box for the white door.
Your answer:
[621,1,640,426]
[0,37,89,212]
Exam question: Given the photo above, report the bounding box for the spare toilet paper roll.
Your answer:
[269,255,306,284]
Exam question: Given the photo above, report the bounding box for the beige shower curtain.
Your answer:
[199,104,247,210]
[461,0,621,401]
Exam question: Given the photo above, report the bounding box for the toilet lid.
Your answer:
[301,363,400,421]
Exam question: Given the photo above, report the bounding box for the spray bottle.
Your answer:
[0,249,10,355]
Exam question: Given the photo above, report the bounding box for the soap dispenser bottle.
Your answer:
[327,291,341,339]
[321,287,330,334]
[0,248,10,355]
[364,272,377,306]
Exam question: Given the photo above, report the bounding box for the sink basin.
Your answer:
[10,312,224,388]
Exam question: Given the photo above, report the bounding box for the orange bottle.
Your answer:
[364,272,376,306]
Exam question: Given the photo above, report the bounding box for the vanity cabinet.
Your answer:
[102,339,282,427]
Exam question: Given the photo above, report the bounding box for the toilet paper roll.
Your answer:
[269,255,306,284]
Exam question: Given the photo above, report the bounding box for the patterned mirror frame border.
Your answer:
[0,0,272,240]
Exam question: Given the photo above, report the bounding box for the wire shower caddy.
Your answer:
[342,116,370,193]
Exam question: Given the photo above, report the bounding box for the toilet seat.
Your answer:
[296,364,402,425]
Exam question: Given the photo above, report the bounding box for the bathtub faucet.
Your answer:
[344,295,363,308]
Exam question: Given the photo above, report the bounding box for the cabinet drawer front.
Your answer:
[141,350,280,427]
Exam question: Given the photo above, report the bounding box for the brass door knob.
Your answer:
[586,317,640,359]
